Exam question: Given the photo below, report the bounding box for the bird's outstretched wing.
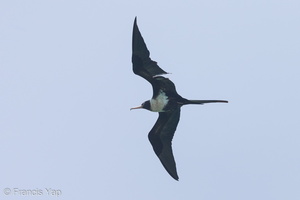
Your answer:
[148,108,181,180]
[132,17,168,83]
[151,76,181,99]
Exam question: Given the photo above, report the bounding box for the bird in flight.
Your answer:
[130,17,228,181]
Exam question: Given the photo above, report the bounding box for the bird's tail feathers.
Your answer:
[184,100,228,105]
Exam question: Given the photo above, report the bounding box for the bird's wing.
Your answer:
[151,76,180,98]
[148,108,181,180]
[132,17,168,83]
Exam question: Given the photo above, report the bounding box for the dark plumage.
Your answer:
[131,17,228,180]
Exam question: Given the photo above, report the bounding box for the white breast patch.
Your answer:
[150,90,169,112]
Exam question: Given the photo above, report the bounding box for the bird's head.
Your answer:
[130,100,151,111]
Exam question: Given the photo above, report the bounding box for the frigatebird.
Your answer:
[130,17,228,181]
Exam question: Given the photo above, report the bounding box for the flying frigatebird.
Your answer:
[130,17,228,181]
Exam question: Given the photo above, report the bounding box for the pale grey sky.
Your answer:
[1,1,300,200]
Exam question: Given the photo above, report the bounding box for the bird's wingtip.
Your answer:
[133,17,139,29]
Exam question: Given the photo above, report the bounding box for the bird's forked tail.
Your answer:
[184,99,228,105]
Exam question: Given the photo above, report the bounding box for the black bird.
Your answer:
[131,17,228,181]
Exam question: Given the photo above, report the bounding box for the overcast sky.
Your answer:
[1,1,300,200]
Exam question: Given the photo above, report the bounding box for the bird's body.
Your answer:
[131,17,228,180]
[150,90,169,112]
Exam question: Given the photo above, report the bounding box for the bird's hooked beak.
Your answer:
[130,105,143,110]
